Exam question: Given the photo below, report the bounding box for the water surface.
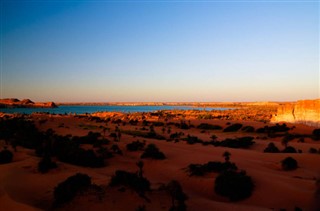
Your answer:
[0,105,230,115]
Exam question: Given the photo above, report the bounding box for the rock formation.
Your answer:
[272,99,320,127]
[0,98,57,108]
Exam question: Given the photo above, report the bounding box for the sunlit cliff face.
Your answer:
[272,99,320,127]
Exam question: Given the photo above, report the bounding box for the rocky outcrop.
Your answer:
[271,99,320,127]
[0,98,57,108]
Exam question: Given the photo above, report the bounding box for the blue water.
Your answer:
[0,105,230,115]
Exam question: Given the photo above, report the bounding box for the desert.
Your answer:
[0,99,319,211]
[2,1,318,211]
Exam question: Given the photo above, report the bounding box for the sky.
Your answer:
[1,0,319,102]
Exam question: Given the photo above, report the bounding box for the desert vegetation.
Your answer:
[0,107,318,210]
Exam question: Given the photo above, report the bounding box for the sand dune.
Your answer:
[0,112,319,210]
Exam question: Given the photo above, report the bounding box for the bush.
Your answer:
[152,122,165,127]
[141,144,166,160]
[110,170,150,195]
[0,149,13,164]
[241,126,255,132]
[182,135,203,145]
[214,170,254,201]
[309,147,318,154]
[0,118,44,149]
[54,173,91,206]
[126,140,146,151]
[166,180,188,211]
[312,129,320,140]
[282,146,297,153]
[281,157,298,170]
[213,136,255,149]
[187,161,237,176]
[256,124,290,134]
[169,132,184,140]
[38,156,57,173]
[263,142,280,153]
[197,123,222,130]
[223,124,243,132]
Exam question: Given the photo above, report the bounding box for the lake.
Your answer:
[0,105,230,115]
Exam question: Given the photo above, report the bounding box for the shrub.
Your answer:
[263,142,280,153]
[54,173,91,206]
[223,124,243,132]
[182,135,203,145]
[309,147,318,154]
[110,144,123,155]
[96,146,113,159]
[241,126,255,132]
[256,124,290,134]
[281,157,298,170]
[122,130,165,140]
[0,149,13,164]
[197,123,222,130]
[141,144,166,160]
[110,170,150,195]
[178,121,190,130]
[126,140,146,151]
[187,161,237,176]
[170,132,184,140]
[213,136,255,148]
[312,129,320,140]
[152,122,165,127]
[214,170,254,201]
[282,146,297,153]
[166,180,188,211]
[38,156,57,173]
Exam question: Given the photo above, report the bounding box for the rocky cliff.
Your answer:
[271,99,320,127]
[0,98,57,108]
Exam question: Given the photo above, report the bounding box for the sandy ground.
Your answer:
[0,113,319,210]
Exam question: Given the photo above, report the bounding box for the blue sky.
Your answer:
[1,1,319,102]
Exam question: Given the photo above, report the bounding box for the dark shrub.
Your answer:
[282,146,297,153]
[141,144,166,160]
[170,132,184,140]
[152,122,165,127]
[187,161,237,176]
[241,126,255,132]
[281,157,298,170]
[38,156,57,173]
[122,130,165,140]
[214,170,254,201]
[256,124,290,134]
[111,144,123,155]
[223,124,243,132]
[166,180,188,211]
[182,135,203,145]
[263,142,280,153]
[54,173,91,206]
[0,118,44,149]
[0,149,13,164]
[129,119,138,125]
[214,136,255,148]
[110,170,150,195]
[176,121,190,129]
[197,123,222,130]
[96,146,113,159]
[312,129,320,140]
[74,131,101,144]
[126,140,146,151]
[309,147,318,154]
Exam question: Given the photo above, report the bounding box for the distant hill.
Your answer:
[0,98,57,108]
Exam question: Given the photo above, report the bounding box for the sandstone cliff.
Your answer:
[272,99,320,127]
[0,98,57,108]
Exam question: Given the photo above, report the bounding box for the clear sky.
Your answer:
[1,0,319,102]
